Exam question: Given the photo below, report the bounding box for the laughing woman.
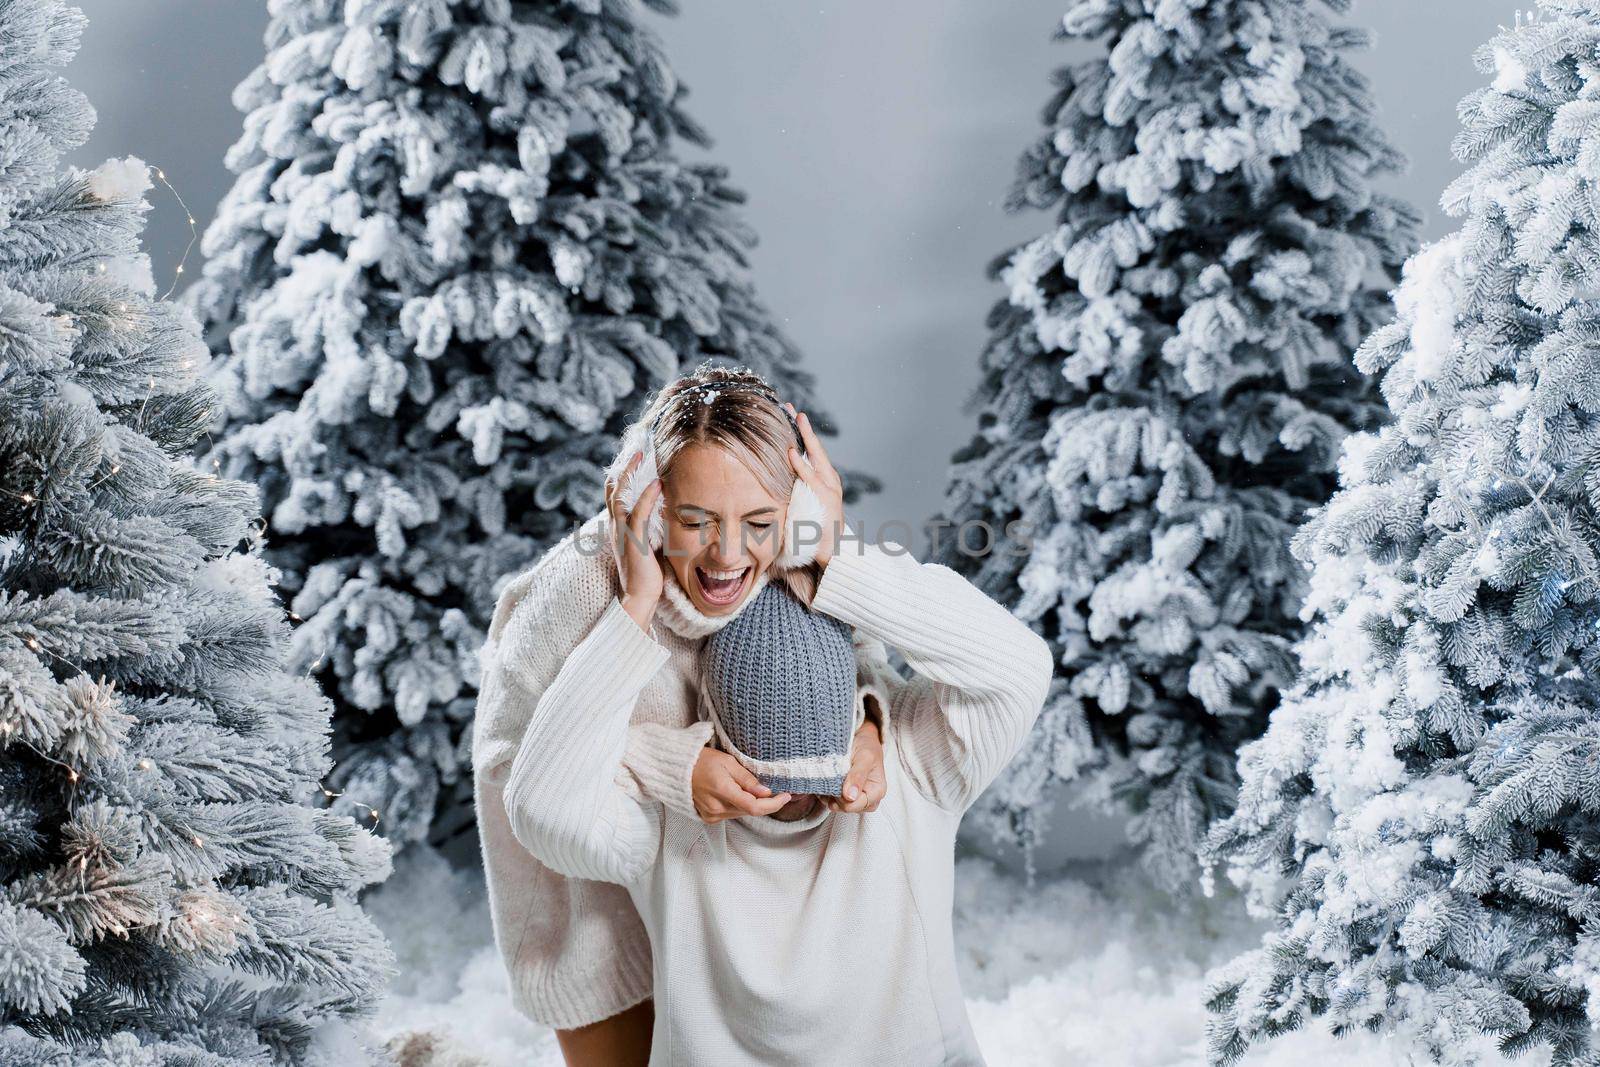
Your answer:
[470,364,896,1065]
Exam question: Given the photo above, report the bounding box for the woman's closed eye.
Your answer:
[681,520,772,530]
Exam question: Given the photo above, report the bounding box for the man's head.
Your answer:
[699,582,861,817]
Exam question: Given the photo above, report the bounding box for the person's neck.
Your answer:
[770,795,820,822]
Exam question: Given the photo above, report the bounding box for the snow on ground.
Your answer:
[365,846,1538,1067]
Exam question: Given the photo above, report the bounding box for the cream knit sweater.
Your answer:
[471,508,893,1030]
[499,532,1055,1064]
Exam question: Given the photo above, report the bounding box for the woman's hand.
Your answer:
[783,402,847,569]
[605,450,665,631]
[820,712,887,814]
[691,747,792,823]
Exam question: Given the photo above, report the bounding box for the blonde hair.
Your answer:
[629,361,823,606]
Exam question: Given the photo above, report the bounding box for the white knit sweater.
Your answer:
[471,508,893,1030]
[499,533,1054,1064]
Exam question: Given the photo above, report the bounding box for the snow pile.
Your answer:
[84,155,152,201]
[367,847,1539,1066]
[365,847,557,1066]
[1491,44,1528,93]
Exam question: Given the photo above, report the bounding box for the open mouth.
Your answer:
[694,564,751,607]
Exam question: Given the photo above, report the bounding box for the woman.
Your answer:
[489,364,1054,1063]
[471,364,896,1065]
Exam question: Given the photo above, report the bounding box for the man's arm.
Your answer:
[853,631,896,735]
[501,596,670,885]
[809,537,1054,813]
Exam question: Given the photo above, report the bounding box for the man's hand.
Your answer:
[691,747,792,823]
[820,709,887,814]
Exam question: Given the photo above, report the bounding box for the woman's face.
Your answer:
[659,443,786,615]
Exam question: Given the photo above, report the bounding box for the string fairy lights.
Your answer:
[6,165,202,515]
[5,619,388,914]
[318,780,384,831]
[0,158,397,959]
[19,620,387,833]
[151,165,200,301]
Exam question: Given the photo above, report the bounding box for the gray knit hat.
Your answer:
[699,581,862,796]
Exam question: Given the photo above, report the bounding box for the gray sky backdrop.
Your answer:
[67,0,1524,869]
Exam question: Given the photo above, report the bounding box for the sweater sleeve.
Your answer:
[502,596,671,885]
[808,535,1054,813]
[621,718,714,821]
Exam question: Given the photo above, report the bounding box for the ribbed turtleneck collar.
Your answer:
[656,560,772,639]
[590,510,772,640]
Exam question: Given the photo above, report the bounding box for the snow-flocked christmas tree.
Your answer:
[1204,5,1600,1063]
[934,0,1419,890]
[189,0,877,848]
[0,3,393,1062]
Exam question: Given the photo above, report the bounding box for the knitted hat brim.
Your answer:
[760,773,849,796]
[698,685,865,798]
